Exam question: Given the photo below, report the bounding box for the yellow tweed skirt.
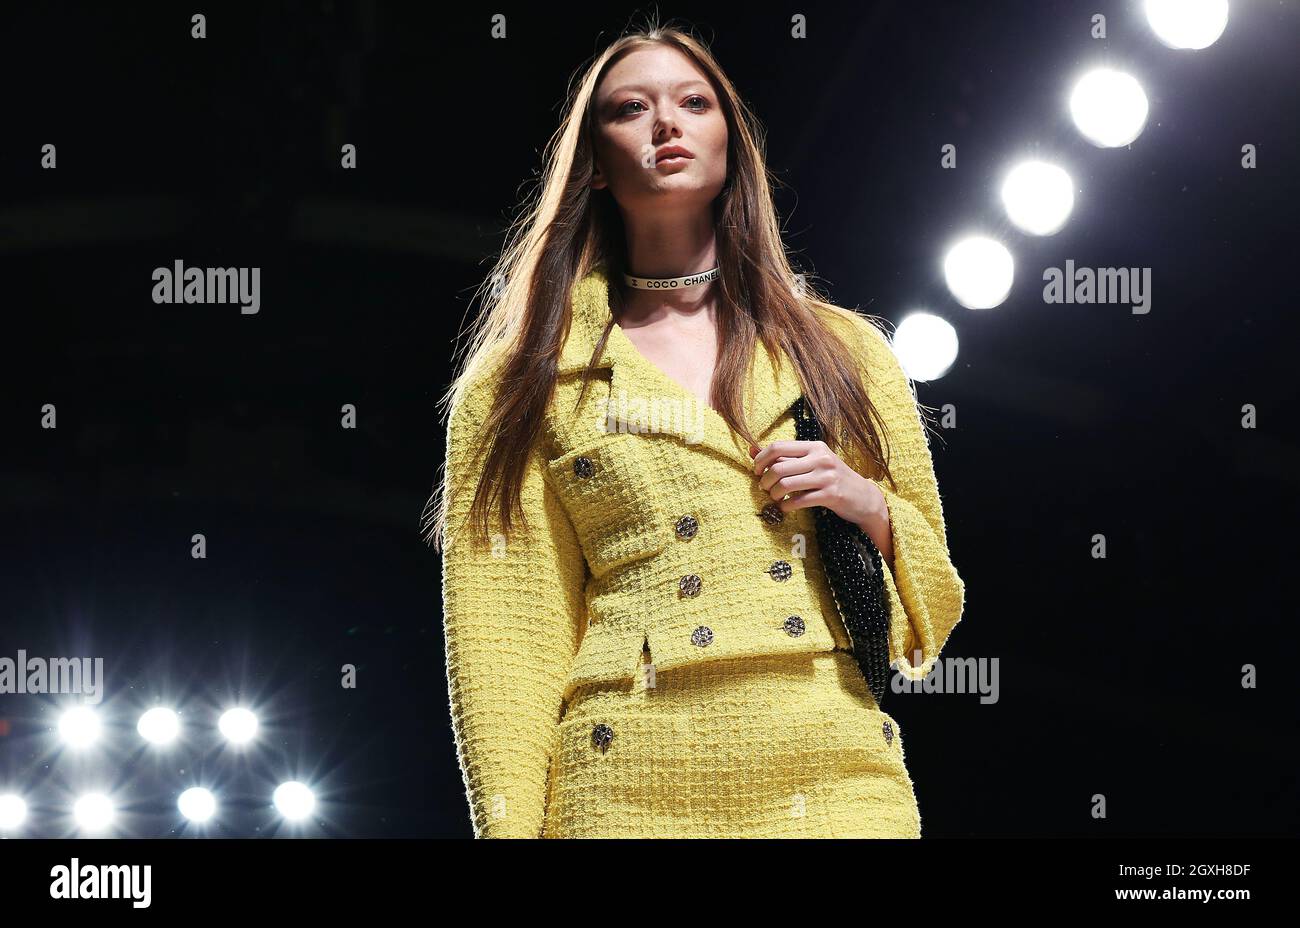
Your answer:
[542,647,922,838]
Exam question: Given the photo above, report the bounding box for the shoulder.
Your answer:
[811,301,909,388]
[448,341,513,427]
[445,340,564,465]
[808,301,927,453]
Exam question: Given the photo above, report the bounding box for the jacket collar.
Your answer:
[557,265,804,469]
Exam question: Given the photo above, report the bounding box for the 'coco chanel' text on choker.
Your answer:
[622,266,720,290]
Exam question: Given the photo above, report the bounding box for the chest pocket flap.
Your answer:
[544,430,667,575]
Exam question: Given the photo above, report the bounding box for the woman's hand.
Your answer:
[750,440,894,564]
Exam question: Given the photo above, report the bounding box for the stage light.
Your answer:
[273,781,316,821]
[137,707,181,745]
[892,313,960,381]
[1001,161,1075,235]
[1069,68,1149,148]
[57,706,102,749]
[178,787,217,823]
[218,707,259,745]
[0,794,27,831]
[1144,0,1229,50]
[73,793,115,833]
[943,236,1014,309]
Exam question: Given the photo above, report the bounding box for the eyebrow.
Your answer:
[605,80,710,98]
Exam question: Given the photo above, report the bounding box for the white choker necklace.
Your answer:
[622,266,720,291]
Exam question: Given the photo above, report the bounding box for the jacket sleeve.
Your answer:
[854,319,967,682]
[439,370,586,837]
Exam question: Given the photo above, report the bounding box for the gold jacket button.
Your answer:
[573,456,595,479]
[691,625,714,647]
[675,515,699,540]
[679,574,702,597]
[767,560,793,582]
[592,723,614,753]
[783,615,806,637]
[758,502,784,524]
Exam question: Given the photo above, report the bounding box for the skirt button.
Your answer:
[592,723,614,753]
[691,625,714,647]
[783,615,806,637]
[675,515,699,540]
[679,574,702,597]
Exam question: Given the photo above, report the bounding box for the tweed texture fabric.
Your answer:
[439,264,965,837]
[542,647,921,838]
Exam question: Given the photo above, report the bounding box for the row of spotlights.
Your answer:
[0,782,316,832]
[1145,0,1229,51]
[56,706,259,748]
[911,2,1230,379]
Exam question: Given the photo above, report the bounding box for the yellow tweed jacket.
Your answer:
[440,265,965,837]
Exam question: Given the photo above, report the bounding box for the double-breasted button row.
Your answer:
[758,502,784,524]
[758,508,804,638]
[675,516,702,646]
[672,516,794,651]
[767,560,793,582]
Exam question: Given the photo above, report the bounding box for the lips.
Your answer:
[655,146,694,163]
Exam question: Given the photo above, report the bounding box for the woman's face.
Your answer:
[590,45,729,212]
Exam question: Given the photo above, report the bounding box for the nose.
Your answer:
[654,114,683,143]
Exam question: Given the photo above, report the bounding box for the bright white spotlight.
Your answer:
[1145,0,1229,50]
[178,787,217,823]
[73,793,115,833]
[218,707,259,745]
[1069,68,1149,148]
[273,781,316,822]
[943,236,1014,309]
[892,314,960,382]
[137,707,181,745]
[0,794,27,831]
[57,706,102,749]
[1001,161,1075,235]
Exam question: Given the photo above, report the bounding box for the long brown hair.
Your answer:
[424,17,901,554]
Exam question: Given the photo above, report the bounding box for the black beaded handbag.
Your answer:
[790,396,892,708]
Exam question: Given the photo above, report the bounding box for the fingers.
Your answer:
[750,439,814,476]
[762,466,823,499]
[775,487,829,512]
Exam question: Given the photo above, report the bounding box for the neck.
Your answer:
[621,205,718,282]
[617,282,717,326]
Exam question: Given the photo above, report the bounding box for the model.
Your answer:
[426,21,965,838]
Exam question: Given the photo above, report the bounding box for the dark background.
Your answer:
[1,0,1296,837]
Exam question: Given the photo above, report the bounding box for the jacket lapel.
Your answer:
[557,266,804,470]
